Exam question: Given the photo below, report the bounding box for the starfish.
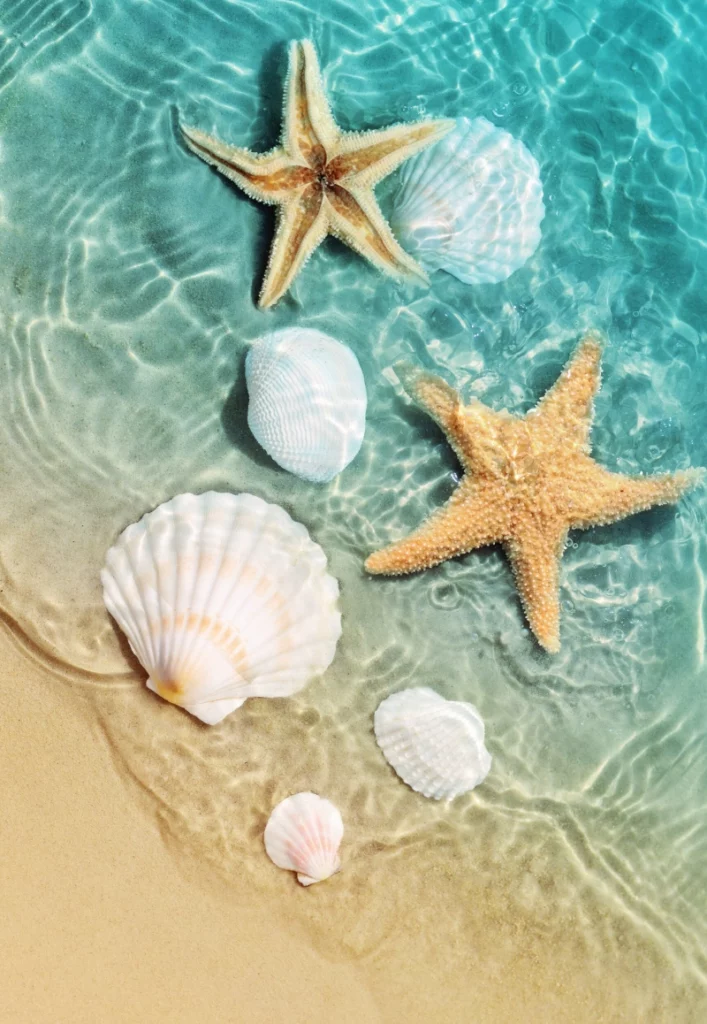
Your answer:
[365,334,703,653]
[180,39,454,308]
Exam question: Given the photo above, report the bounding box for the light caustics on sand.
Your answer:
[1,0,707,1014]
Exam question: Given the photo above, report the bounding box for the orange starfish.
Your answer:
[366,334,703,652]
[181,39,453,308]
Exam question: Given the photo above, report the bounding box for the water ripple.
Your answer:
[0,0,706,1013]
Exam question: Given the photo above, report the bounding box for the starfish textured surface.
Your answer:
[181,40,454,307]
[366,334,703,653]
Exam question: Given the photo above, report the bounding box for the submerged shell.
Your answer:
[264,792,343,886]
[391,116,544,285]
[246,328,367,484]
[101,492,341,725]
[374,687,491,800]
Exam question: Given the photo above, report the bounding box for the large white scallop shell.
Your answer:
[246,328,367,484]
[390,116,545,285]
[374,687,491,800]
[101,491,341,725]
[264,792,343,886]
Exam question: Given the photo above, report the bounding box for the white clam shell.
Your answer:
[264,792,343,886]
[391,116,545,285]
[374,687,492,800]
[246,328,367,484]
[101,491,341,725]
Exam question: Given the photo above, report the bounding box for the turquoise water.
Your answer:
[1,0,706,1016]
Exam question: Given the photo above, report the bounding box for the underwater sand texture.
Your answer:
[1,0,707,1020]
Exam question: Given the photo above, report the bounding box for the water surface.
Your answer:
[1,0,706,1017]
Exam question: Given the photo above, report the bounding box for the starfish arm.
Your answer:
[258,184,327,307]
[565,461,704,530]
[394,361,475,471]
[365,479,510,576]
[283,39,339,165]
[393,362,514,473]
[532,333,603,449]
[504,524,568,654]
[325,185,429,282]
[327,118,455,188]
[180,123,315,203]
[395,362,460,431]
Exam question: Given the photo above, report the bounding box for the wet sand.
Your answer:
[0,628,381,1024]
[3,620,705,1023]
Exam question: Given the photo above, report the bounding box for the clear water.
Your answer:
[1,0,706,1017]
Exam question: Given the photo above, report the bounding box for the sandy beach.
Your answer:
[0,625,383,1024]
[2,0,707,1019]
[3,618,705,1022]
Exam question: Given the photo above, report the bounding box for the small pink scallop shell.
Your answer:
[264,792,343,886]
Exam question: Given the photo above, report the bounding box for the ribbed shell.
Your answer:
[264,792,343,886]
[246,328,367,484]
[391,116,544,285]
[374,687,491,800]
[101,492,341,725]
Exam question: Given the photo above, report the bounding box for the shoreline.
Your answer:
[0,626,381,1024]
[2,622,705,1022]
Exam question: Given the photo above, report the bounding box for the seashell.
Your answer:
[374,687,491,800]
[264,792,343,886]
[101,491,341,725]
[390,116,544,285]
[246,328,367,484]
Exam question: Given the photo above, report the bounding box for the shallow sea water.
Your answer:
[1,0,707,1018]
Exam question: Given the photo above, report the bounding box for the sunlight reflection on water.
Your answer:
[1,0,706,1015]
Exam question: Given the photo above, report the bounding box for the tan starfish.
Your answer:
[366,334,703,653]
[180,39,454,308]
